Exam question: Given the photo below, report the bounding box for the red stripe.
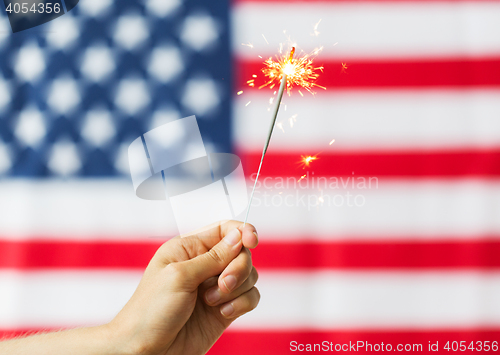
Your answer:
[211,330,500,355]
[235,0,499,3]
[236,58,500,89]
[1,239,500,269]
[0,240,160,270]
[253,240,500,269]
[239,149,500,178]
[3,328,500,354]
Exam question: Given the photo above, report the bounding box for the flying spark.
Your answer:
[242,42,254,48]
[329,139,335,145]
[237,91,243,95]
[312,19,322,36]
[297,174,307,182]
[300,154,319,169]
[262,34,269,44]
[276,122,285,133]
[245,101,251,106]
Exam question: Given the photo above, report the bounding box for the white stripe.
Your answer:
[231,271,500,330]
[1,270,500,329]
[234,90,500,151]
[0,179,178,239]
[0,270,141,328]
[1,180,500,240]
[244,179,500,240]
[233,2,500,59]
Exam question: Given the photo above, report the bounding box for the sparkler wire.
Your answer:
[243,73,287,227]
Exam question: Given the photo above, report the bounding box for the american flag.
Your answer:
[1,0,500,354]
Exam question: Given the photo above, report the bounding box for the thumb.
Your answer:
[180,228,242,287]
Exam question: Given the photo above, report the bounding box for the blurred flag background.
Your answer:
[1,0,500,354]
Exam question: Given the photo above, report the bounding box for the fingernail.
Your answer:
[253,231,259,242]
[205,289,221,304]
[222,275,237,292]
[220,303,235,317]
[223,229,241,246]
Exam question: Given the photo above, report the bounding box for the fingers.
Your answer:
[172,220,259,258]
[219,287,261,319]
[218,247,252,293]
[205,266,259,306]
[220,221,258,249]
[176,228,243,288]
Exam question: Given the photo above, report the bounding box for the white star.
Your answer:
[148,46,184,83]
[13,42,45,82]
[180,14,219,51]
[113,15,149,51]
[145,118,185,150]
[149,108,181,130]
[45,14,80,50]
[145,0,181,17]
[181,78,220,116]
[0,139,11,175]
[80,44,115,82]
[115,78,150,115]
[79,0,113,17]
[114,142,130,175]
[14,107,46,147]
[47,76,80,114]
[0,77,10,112]
[47,140,81,176]
[81,109,115,147]
[0,17,9,48]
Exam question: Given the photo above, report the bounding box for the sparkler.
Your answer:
[243,45,324,225]
[243,47,295,226]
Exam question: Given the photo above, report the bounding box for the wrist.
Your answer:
[101,321,137,355]
[105,317,153,355]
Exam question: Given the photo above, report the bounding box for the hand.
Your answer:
[109,220,260,355]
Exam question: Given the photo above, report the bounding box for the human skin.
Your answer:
[0,220,260,355]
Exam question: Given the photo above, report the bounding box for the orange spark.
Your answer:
[329,139,335,145]
[341,62,348,73]
[237,91,243,95]
[297,174,307,182]
[300,154,319,169]
[257,46,325,95]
